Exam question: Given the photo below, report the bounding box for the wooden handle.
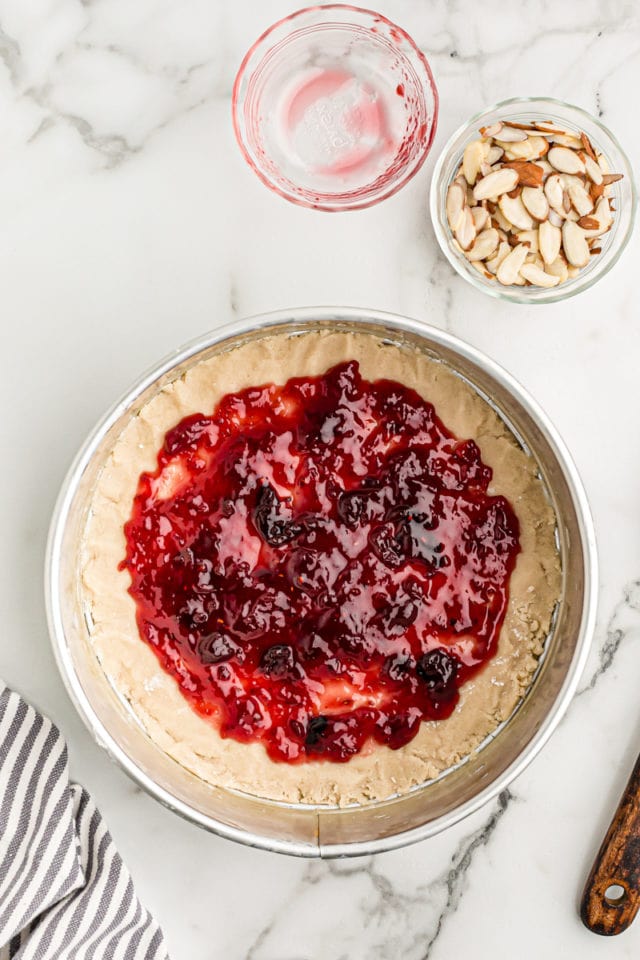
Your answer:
[581,752,640,935]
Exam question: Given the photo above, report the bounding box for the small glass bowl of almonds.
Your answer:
[430,97,636,303]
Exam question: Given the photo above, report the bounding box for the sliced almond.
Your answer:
[497,243,529,285]
[561,173,587,190]
[549,133,583,150]
[598,154,610,175]
[516,229,539,253]
[500,138,536,161]
[519,263,560,287]
[568,182,594,217]
[580,131,597,162]
[544,174,565,213]
[577,215,599,230]
[485,240,511,274]
[493,126,528,142]
[539,220,562,265]
[470,260,494,280]
[473,167,519,201]
[492,207,513,232]
[521,186,549,221]
[454,206,476,251]
[526,136,549,159]
[535,123,571,136]
[602,173,624,185]
[562,220,590,267]
[584,196,613,237]
[584,156,603,185]
[462,139,486,185]
[485,145,504,165]
[595,195,613,225]
[471,206,490,232]
[502,160,544,187]
[465,227,500,262]
[499,193,534,231]
[546,255,569,282]
[562,189,572,214]
[446,181,466,232]
[479,122,503,138]
[502,121,538,132]
[548,146,586,174]
[548,209,564,227]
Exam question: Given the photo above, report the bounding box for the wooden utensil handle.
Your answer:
[581,752,640,935]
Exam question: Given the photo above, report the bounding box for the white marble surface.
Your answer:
[1,0,639,956]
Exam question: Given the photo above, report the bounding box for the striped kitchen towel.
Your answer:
[0,682,169,959]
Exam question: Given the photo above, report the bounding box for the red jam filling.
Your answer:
[121,360,520,763]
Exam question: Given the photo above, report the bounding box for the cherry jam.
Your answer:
[121,361,520,763]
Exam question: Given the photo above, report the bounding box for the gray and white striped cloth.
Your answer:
[0,682,169,959]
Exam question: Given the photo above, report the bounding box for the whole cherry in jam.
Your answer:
[121,360,520,763]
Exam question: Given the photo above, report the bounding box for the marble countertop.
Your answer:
[1,0,639,956]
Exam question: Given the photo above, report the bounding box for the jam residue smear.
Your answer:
[279,68,396,178]
[121,361,520,763]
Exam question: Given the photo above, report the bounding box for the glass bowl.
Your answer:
[232,5,438,211]
[429,97,637,304]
